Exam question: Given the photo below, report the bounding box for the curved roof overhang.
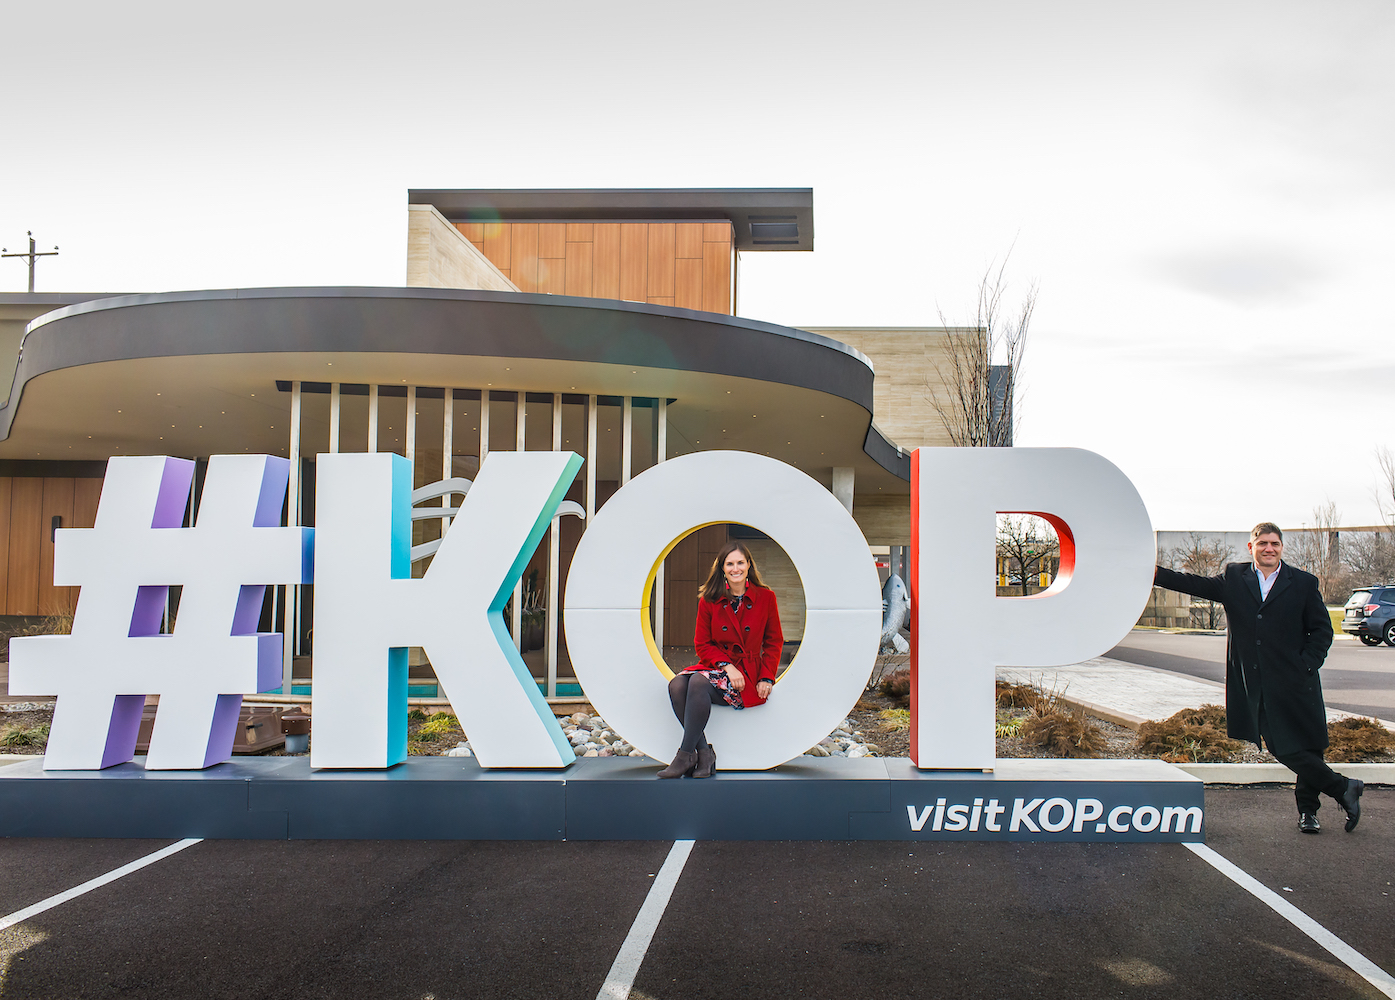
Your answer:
[1,287,910,489]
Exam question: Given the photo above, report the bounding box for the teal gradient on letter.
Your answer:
[387,454,411,764]
[390,454,411,581]
[386,646,407,764]
[487,452,583,764]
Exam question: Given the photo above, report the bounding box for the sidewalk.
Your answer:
[998,657,1225,730]
[997,656,1395,731]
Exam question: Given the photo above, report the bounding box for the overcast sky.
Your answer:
[2,0,1391,531]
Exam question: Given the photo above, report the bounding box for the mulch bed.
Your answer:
[851,686,1395,764]
[406,712,466,755]
[6,695,1394,765]
[0,708,52,754]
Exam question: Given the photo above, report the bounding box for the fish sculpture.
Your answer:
[880,573,910,653]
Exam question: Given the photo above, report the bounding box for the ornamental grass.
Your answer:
[1133,705,1241,763]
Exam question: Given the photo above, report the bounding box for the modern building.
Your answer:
[0,189,975,700]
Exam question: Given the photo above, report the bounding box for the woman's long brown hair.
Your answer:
[698,540,766,602]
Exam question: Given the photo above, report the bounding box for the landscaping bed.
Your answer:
[7,680,1394,766]
[0,705,51,754]
[863,670,1395,765]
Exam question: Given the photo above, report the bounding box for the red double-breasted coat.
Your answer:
[687,585,784,707]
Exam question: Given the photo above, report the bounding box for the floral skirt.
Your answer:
[691,666,744,710]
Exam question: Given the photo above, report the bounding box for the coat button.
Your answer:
[1257,613,1262,619]
[722,626,728,631]
[1256,639,1261,645]
[745,626,751,631]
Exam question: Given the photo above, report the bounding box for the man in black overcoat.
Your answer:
[1154,522,1363,833]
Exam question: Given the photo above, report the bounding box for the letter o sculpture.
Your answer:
[564,451,882,770]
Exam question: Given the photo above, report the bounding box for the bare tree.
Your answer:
[1343,446,1395,584]
[1286,501,1351,603]
[1376,445,1395,528]
[1165,532,1233,629]
[1346,531,1395,583]
[931,254,1037,447]
[997,514,1060,595]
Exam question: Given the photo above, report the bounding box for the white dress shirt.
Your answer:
[1255,563,1281,601]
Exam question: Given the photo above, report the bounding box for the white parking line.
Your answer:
[1186,843,1395,998]
[0,839,202,932]
[596,839,695,1000]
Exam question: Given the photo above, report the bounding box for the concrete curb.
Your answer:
[0,754,39,767]
[1131,627,1228,637]
[1055,695,1147,731]
[1177,762,1395,785]
[1054,693,1395,734]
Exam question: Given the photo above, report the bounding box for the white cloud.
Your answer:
[1152,245,1330,305]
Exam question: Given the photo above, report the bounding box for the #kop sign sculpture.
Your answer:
[11,447,1155,773]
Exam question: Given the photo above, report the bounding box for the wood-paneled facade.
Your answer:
[455,221,733,314]
[661,524,732,653]
[0,476,102,616]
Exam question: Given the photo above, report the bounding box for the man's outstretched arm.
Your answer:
[1154,565,1227,602]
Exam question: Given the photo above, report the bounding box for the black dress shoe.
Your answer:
[1298,812,1321,834]
[1340,778,1364,832]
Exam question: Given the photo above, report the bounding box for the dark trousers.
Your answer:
[1260,705,1347,814]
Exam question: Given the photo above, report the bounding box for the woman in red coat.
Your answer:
[658,540,784,778]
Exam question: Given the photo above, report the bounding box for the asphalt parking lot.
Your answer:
[0,788,1390,1000]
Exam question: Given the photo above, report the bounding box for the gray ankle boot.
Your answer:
[693,743,716,778]
[657,748,698,778]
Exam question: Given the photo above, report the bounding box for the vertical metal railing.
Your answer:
[512,394,526,650]
[441,389,453,534]
[547,392,563,697]
[329,383,340,454]
[653,397,666,649]
[284,381,302,694]
[367,385,379,452]
[282,381,655,704]
[585,395,597,521]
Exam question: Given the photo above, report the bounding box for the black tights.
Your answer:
[668,672,724,753]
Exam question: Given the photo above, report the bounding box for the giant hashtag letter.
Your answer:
[9,455,313,770]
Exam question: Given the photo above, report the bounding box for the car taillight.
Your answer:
[1365,604,1380,615]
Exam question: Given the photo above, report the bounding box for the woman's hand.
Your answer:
[725,664,746,692]
[756,680,773,701]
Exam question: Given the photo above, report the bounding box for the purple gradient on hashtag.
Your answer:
[232,584,266,634]
[100,695,145,768]
[129,585,168,637]
[151,457,195,529]
[253,456,291,527]
[203,693,244,767]
[255,633,282,691]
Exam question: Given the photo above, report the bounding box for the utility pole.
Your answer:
[2,232,60,292]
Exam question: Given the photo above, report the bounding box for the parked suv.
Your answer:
[1341,586,1395,646]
